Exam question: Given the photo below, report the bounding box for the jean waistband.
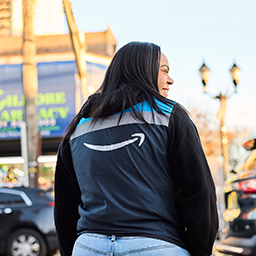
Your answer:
[81,233,113,239]
[80,232,159,241]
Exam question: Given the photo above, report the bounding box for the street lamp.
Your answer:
[230,63,242,93]
[198,62,242,179]
[199,63,210,93]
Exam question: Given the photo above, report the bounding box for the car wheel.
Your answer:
[7,228,47,256]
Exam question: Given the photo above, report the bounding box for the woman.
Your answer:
[54,41,218,256]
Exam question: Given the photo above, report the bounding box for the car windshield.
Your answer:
[44,191,54,201]
[234,149,256,173]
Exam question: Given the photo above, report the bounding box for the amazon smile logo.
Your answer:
[83,133,145,151]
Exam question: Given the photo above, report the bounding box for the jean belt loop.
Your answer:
[111,235,116,242]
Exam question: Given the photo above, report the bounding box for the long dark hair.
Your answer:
[64,41,174,140]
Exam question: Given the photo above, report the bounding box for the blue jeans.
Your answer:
[72,233,191,256]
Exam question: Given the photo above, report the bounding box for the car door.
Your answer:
[0,189,30,239]
[0,191,15,241]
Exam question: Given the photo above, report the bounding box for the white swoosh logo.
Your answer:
[83,133,145,151]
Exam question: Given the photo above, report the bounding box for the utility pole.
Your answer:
[220,119,229,179]
[62,0,88,104]
[22,0,39,187]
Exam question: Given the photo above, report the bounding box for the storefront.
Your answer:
[0,59,109,187]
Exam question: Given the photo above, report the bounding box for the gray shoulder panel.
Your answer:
[70,111,170,140]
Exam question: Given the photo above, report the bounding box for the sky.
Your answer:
[68,0,256,134]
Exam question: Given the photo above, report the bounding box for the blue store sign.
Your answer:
[0,60,107,140]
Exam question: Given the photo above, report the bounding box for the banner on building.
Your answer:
[0,60,107,140]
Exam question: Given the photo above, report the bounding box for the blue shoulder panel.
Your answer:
[155,99,176,114]
[77,117,92,127]
[77,99,176,127]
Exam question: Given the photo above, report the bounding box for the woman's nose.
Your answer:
[168,76,174,85]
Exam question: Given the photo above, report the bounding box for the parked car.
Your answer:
[216,138,256,256]
[0,186,58,256]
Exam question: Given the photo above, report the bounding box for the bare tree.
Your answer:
[190,107,221,157]
[189,107,253,169]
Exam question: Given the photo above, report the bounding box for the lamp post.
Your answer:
[199,62,242,179]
